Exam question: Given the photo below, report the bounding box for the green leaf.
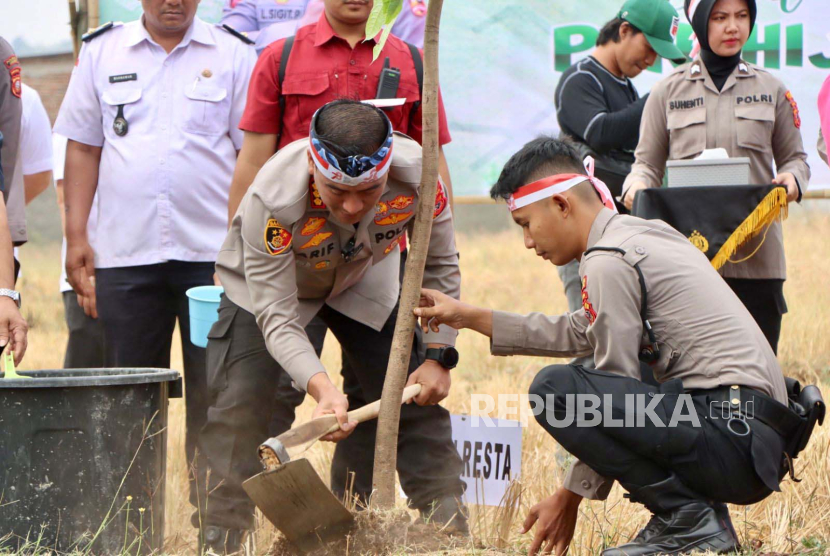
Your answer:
[371,0,403,62]
[365,0,387,44]
[384,0,403,23]
[373,24,395,61]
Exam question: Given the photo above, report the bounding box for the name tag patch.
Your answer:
[735,94,773,105]
[109,73,138,83]
[669,97,704,111]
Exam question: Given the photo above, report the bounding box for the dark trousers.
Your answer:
[724,278,786,355]
[62,291,106,368]
[198,296,465,530]
[530,365,784,505]
[95,261,214,505]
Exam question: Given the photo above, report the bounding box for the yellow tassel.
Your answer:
[710,187,788,271]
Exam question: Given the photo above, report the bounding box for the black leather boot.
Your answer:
[419,495,470,534]
[200,526,253,555]
[601,474,739,555]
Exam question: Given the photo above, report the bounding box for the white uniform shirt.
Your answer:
[8,84,53,244]
[54,17,257,269]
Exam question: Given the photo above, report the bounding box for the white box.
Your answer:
[667,157,751,187]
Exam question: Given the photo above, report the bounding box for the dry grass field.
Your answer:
[6,204,830,555]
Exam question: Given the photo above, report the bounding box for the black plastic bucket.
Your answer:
[0,368,182,554]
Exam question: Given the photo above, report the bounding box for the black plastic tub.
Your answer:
[0,368,182,554]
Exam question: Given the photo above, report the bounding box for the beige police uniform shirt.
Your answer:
[216,133,459,390]
[490,208,787,499]
[624,59,810,280]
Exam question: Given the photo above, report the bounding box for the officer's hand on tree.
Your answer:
[307,373,356,442]
[66,240,97,318]
[623,182,648,210]
[0,297,28,365]
[772,172,800,203]
[521,487,582,556]
[405,359,451,406]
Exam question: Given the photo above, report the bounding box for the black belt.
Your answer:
[704,382,825,471]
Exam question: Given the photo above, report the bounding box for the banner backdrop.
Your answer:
[99,0,829,194]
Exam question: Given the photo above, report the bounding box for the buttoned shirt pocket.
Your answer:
[282,72,335,127]
[101,87,142,137]
[183,84,229,136]
[667,108,706,160]
[735,103,775,154]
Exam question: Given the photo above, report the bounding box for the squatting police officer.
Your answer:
[415,137,814,556]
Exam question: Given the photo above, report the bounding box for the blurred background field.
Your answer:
[11,194,830,554]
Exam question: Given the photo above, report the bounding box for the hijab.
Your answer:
[685,0,757,91]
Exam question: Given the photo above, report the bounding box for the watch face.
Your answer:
[442,347,459,368]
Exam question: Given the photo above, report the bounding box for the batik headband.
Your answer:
[308,106,394,187]
[507,156,618,213]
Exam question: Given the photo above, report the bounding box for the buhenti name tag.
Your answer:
[109,73,138,84]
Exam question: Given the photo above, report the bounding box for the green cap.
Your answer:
[618,0,687,64]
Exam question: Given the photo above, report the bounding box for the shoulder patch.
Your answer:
[264,219,293,255]
[219,24,255,45]
[4,56,21,99]
[433,180,448,219]
[82,21,119,42]
[785,90,801,129]
[581,276,597,325]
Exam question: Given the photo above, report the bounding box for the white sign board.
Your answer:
[451,414,523,507]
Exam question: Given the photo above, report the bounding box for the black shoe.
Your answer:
[601,502,738,555]
[419,496,470,534]
[200,526,252,555]
[629,502,739,547]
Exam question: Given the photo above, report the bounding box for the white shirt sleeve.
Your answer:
[52,133,68,182]
[20,86,54,175]
[229,43,257,150]
[53,43,105,147]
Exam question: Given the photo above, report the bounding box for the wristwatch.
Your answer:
[425,346,459,370]
[0,289,21,308]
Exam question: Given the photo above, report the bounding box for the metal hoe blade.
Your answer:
[242,459,354,553]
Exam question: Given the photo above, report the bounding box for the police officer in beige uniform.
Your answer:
[199,100,464,553]
[415,137,809,555]
[622,0,809,354]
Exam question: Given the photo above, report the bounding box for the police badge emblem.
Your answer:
[264,219,293,255]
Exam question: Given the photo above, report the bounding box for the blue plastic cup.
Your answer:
[186,286,224,348]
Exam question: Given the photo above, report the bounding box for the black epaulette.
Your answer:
[219,24,255,45]
[82,21,120,42]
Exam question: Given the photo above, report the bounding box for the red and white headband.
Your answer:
[507,156,618,213]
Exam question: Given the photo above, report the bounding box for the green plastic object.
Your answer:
[2,351,28,379]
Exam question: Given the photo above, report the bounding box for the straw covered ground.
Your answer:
[5,204,830,555]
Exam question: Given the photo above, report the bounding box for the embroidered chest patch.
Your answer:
[581,276,597,324]
[300,232,333,249]
[301,217,326,236]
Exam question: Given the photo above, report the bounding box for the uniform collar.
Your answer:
[313,11,378,47]
[585,208,617,252]
[124,16,214,48]
[686,57,755,94]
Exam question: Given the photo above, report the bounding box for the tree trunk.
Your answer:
[371,0,444,510]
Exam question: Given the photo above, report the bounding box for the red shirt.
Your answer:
[239,12,451,149]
